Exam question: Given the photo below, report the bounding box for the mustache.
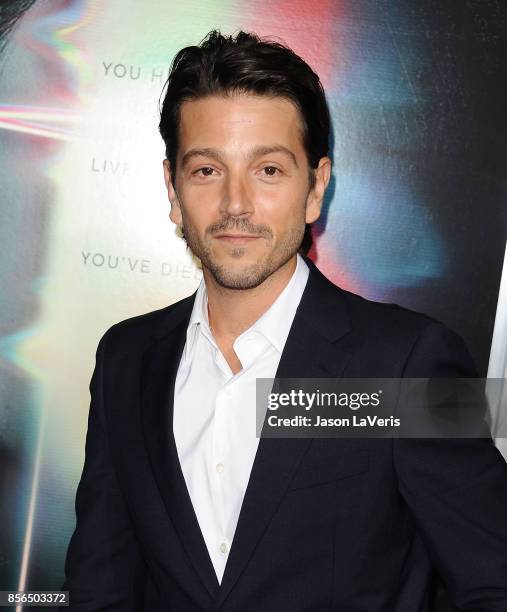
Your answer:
[206,217,273,238]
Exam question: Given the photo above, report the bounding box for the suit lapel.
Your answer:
[216,258,353,608]
[140,303,221,604]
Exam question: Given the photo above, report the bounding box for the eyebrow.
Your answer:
[181,145,299,169]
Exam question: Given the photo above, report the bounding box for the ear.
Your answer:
[163,159,182,225]
[305,156,332,224]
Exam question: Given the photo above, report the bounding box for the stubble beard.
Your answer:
[182,217,305,290]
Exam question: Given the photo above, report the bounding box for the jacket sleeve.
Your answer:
[62,329,145,611]
[394,322,507,611]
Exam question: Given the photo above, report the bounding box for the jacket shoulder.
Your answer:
[304,257,445,344]
[340,287,441,338]
[334,285,476,375]
[100,292,195,351]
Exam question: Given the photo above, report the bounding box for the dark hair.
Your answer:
[0,0,38,55]
[159,30,331,254]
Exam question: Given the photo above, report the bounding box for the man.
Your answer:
[63,31,507,611]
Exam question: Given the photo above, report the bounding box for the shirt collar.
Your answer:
[184,253,309,361]
[239,253,309,353]
[184,276,212,362]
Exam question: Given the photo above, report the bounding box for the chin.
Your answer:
[208,260,270,290]
[209,252,296,290]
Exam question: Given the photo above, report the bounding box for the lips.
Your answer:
[214,233,261,241]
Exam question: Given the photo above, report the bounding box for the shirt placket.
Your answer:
[211,355,234,569]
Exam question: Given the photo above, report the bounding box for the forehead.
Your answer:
[177,93,305,157]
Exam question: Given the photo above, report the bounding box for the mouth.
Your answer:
[214,233,262,244]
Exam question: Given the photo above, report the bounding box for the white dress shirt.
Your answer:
[173,254,309,583]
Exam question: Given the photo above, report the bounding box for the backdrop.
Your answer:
[1,0,506,610]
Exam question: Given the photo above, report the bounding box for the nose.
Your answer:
[220,173,254,218]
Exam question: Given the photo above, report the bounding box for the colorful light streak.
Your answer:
[0,104,79,140]
[24,0,98,98]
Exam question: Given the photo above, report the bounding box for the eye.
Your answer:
[262,166,281,177]
[193,166,216,177]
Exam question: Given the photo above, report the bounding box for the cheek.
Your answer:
[179,188,217,222]
[181,209,207,234]
[259,191,307,227]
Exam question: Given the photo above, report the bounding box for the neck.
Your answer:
[204,255,298,341]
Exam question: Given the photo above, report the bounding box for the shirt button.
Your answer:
[216,463,224,474]
[220,542,228,554]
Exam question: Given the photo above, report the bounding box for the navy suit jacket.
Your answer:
[63,257,507,611]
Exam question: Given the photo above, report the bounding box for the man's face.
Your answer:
[163,93,331,289]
